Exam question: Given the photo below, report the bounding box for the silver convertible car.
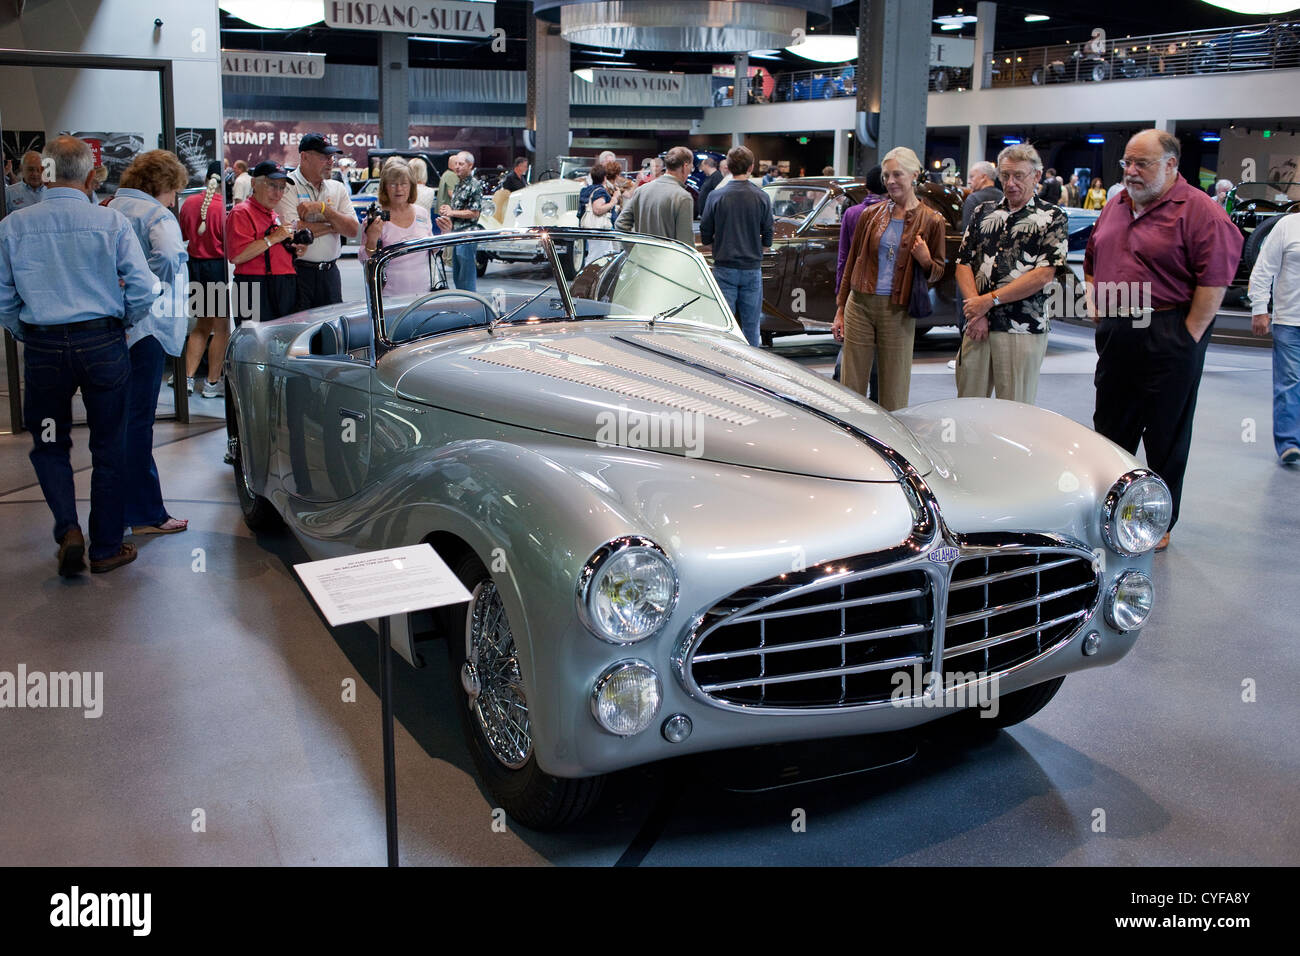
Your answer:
[224,229,1171,830]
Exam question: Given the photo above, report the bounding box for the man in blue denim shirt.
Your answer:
[0,136,159,576]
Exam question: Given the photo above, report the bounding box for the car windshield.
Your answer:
[1231,181,1300,204]
[374,232,734,346]
[764,185,829,223]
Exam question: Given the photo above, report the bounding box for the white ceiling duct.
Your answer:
[219,1,325,29]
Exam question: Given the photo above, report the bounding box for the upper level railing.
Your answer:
[980,19,1300,90]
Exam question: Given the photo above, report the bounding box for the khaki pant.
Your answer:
[842,291,915,410]
[955,329,1050,404]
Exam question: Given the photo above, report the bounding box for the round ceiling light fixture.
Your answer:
[1197,1,1300,13]
[219,0,324,30]
[537,0,831,53]
[785,33,858,62]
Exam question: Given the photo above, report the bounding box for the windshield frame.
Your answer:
[763,183,832,230]
[365,227,740,353]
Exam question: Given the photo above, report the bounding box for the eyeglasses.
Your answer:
[1119,158,1163,173]
[998,168,1036,184]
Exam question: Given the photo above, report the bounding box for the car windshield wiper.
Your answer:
[650,294,701,326]
[491,283,557,332]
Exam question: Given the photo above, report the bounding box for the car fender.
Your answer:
[893,398,1144,547]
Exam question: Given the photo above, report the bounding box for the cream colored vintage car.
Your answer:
[476,177,584,275]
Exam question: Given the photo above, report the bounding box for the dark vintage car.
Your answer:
[698,176,965,345]
[1225,180,1300,310]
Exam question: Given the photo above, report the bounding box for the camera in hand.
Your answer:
[289,228,313,246]
[365,202,390,226]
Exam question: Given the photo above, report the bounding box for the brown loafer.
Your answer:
[57,528,86,577]
[90,542,138,574]
[1154,532,1171,553]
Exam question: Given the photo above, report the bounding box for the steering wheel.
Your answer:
[387,288,502,343]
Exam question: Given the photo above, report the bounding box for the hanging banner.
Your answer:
[222,50,326,79]
[324,1,494,37]
[590,70,684,94]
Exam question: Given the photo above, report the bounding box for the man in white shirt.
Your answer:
[231,160,252,202]
[277,132,359,310]
[5,151,46,211]
[1249,213,1300,464]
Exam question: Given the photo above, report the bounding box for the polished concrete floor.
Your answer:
[0,279,1296,865]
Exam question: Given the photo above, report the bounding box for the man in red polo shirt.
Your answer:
[226,161,302,325]
[1085,129,1243,551]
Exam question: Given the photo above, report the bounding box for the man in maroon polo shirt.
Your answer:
[1085,129,1242,551]
[226,161,303,325]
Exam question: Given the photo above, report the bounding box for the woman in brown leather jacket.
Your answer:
[832,146,946,410]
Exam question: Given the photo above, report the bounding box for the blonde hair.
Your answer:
[881,146,922,179]
[408,157,429,185]
[378,159,417,207]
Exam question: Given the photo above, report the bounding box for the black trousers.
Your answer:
[1093,307,1212,531]
[294,259,342,312]
[232,274,297,326]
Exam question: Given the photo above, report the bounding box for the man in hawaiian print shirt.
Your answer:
[439,150,483,291]
[953,143,1068,404]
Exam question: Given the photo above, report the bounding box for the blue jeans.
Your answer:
[124,335,168,527]
[1273,323,1300,455]
[713,266,763,346]
[22,323,130,561]
[453,241,478,292]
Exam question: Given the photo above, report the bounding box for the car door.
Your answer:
[277,322,373,502]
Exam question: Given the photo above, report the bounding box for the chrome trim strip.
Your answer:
[942,608,1090,659]
[692,621,930,662]
[700,654,929,693]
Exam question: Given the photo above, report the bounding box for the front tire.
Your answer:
[226,388,283,534]
[444,553,604,829]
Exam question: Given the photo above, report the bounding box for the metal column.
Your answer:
[378,33,410,151]
[527,10,570,177]
[855,0,933,172]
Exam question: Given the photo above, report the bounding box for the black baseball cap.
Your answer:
[250,161,290,180]
[299,133,342,155]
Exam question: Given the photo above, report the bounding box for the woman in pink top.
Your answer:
[360,159,452,296]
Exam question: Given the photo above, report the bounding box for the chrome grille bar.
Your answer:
[945,580,1094,627]
[949,556,1076,591]
[727,585,927,624]
[942,608,1090,659]
[700,653,928,693]
[692,621,930,663]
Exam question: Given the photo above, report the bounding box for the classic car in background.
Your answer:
[224,227,1171,829]
[475,177,583,276]
[697,176,965,345]
[1189,21,1300,73]
[1225,180,1300,306]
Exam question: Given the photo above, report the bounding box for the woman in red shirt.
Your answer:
[226,161,302,325]
[179,161,229,397]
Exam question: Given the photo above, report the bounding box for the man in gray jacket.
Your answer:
[616,146,695,247]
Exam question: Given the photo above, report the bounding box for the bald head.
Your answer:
[20,150,44,189]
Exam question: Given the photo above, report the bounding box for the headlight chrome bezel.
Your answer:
[539,199,559,220]
[1101,469,1172,556]
[576,536,679,645]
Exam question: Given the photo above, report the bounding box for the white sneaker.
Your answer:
[201,379,224,399]
[947,359,956,370]
[186,377,194,393]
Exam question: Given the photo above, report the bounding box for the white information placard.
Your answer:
[294,544,471,627]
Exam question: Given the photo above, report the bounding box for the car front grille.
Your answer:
[685,546,1099,711]
[942,550,1099,676]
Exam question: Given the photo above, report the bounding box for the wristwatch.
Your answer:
[991,294,1001,306]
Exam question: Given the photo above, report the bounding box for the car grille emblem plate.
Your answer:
[927,546,960,564]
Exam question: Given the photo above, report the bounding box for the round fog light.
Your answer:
[1106,571,1153,632]
[592,661,661,736]
[1082,631,1101,656]
[662,713,692,743]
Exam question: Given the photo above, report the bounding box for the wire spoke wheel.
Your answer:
[466,580,532,770]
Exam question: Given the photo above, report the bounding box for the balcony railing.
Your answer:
[981,19,1300,90]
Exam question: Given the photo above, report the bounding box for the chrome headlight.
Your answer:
[591,661,662,736]
[1105,570,1153,632]
[481,198,496,219]
[1101,470,1172,556]
[539,199,559,220]
[577,537,678,644]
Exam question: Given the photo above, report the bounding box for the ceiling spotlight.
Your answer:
[219,0,324,29]
[1198,2,1300,14]
[785,34,859,62]
[940,23,963,30]
[1024,14,1051,22]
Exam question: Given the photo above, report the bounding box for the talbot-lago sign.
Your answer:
[325,1,494,37]
[222,51,326,79]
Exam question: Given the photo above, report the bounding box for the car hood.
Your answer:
[381,323,933,483]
